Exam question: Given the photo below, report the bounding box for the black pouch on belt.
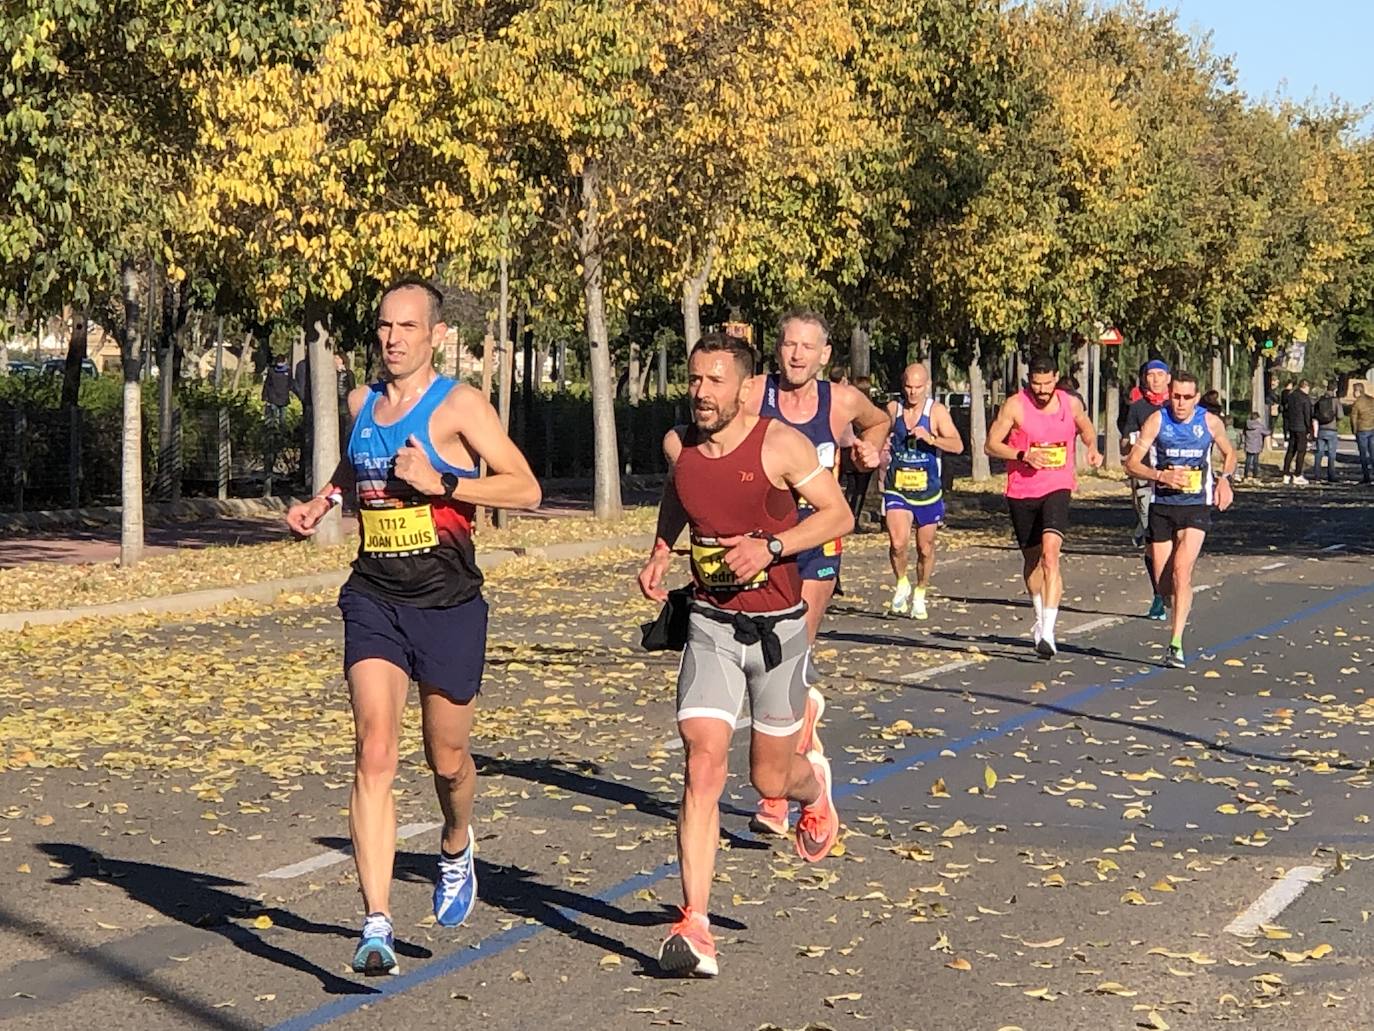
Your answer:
[639,586,693,651]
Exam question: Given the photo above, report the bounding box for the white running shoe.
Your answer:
[891,580,912,615]
[1294,475,1308,486]
[1282,475,1292,484]
[911,588,928,620]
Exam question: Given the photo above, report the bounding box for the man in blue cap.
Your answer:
[1122,359,1171,619]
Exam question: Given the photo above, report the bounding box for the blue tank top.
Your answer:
[1150,405,1213,506]
[884,397,942,504]
[759,374,837,514]
[346,375,483,607]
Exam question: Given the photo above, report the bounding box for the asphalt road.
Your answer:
[0,478,1371,1031]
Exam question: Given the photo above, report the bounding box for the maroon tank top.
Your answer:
[673,417,801,612]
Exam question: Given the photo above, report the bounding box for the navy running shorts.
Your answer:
[339,585,488,702]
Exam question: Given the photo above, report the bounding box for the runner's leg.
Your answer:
[419,688,478,854]
[1166,527,1207,648]
[801,578,836,645]
[886,508,913,584]
[915,521,938,589]
[678,717,734,914]
[748,730,822,807]
[348,658,409,917]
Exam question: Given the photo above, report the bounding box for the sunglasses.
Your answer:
[1171,392,1197,401]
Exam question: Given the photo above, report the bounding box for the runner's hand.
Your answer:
[1025,448,1053,469]
[718,534,771,582]
[910,426,934,445]
[395,434,441,494]
[851,440,880,471]
[638,549,672,602]
[1215,477,1234,512]
[1158,468,1191,489]
[1087,448,1103,469]
[286,497,330,537]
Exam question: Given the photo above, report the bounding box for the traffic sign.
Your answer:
[1098,327,1124,346]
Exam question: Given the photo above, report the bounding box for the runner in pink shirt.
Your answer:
[984,354,1102,657]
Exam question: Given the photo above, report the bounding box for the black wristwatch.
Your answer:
[765,535,785,563]
[439,472,460,499]
[1016,449,1027,463]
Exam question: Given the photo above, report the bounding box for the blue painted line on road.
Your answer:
[270,578,1374,1031]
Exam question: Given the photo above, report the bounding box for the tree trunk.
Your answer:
[230,331,251,391]
[681,243,714,374]
[581,161,623,518]
[305,303,342,547]
[628,340,642,405]
[970,338,990,482]
[534,339,548,392]
[1075,339,1090,471]
[157,328,177,500]
[657,338,668,397]
[850,323,871,381]
[1105,351,1121,470]
[495,256,513,530]
[520,310,533,441]
[1252,348,1268,434]
[119,261,145,567]
[62,307,88,409]
[1210,338,1223,398]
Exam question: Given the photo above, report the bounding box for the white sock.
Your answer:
[1043,606,1059,641]
[1032,594,1044,626]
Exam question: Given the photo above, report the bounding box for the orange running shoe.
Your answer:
[795,749,839,863]
[658,906,718,977]
[749,688,826,836]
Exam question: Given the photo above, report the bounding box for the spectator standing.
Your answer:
[1281,380,1315,485]
[1349,381,1374,485]
[262,358,292,427]
[1311,382,1342,483]
[1241,412,1267,482]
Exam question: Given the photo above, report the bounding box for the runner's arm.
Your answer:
[983,396,1022,462]
[763,421,854,555]
[928,402,964,454]
[1123,411,1165,483]
[1206,412,1237,512]
[433,385,541,509]
[842,383,891,469]
[285,387,367,534]
[638,429,688,602]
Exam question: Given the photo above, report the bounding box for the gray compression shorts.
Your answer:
[676,602,810,737]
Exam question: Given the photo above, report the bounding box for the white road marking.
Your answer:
[1066,615,1121,636]
[259,820,442,879]
[1224,864,1329,937]
[1195,583,1215,593]
[1322,543,1348,553]
[901,659,978,683]
[1258,561,1287,571]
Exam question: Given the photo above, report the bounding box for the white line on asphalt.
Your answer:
[1195,583,1215,593]
[1224,864,1329,937]
[259,820,442,880]
[1258,561,1287,571]
[901,658,978,683]
[1066,615,1120,636]
[1322,543,1348,553]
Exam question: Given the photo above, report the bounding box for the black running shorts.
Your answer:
[1006,489,1072,551]
[1148,502,1212,543]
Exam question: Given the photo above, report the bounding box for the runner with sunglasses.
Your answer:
[1123,370,1236,667]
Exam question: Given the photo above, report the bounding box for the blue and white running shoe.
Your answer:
[352,912,398,976]
[433,826,477,927]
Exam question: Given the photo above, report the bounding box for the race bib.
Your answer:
[815,441,837,469]
[894,468,928,493]
[360,504,438,555]
[1030,442,1067,468]
[1179,468,1203,493]
[691,537,766,592]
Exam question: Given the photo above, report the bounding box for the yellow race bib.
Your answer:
[1030,442,1067,468]
[894,468,928,493]
[691,537,766,592]
[1179,468,1203,493]
[360,504,438,555]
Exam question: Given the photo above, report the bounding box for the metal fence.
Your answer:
[0,392,686,514]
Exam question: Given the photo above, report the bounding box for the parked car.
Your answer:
[940,391,972,409]
[40,357,98,379]
[5,360,39,376]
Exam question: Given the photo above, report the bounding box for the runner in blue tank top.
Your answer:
[287,277,540,975]
[742,309,890,838]
[1124,370,1236,668]
[880,363,963,619]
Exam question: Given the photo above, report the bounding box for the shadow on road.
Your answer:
[34,843,420,996]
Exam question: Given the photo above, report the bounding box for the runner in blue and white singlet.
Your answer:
[740,310,891,839]
[1124,370,1236,669]
[880,363,963,619]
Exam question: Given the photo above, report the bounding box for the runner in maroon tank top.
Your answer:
[638,332,853,977]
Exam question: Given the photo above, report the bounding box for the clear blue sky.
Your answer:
[1140,1,1373,125]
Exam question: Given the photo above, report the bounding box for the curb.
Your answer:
[0,536,652,633]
